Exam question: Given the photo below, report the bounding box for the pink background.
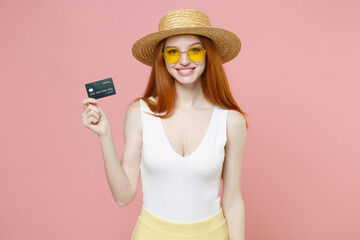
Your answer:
[1,0,359,239]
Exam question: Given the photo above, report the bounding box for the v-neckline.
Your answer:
[158,105,218,159]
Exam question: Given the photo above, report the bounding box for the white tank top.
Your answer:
[139,97,228,222]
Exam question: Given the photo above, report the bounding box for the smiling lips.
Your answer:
[175,67,196,76]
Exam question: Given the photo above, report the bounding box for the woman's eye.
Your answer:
[190,47,201,52]
[167,49,178,54]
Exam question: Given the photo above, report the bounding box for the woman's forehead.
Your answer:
[164,34,202,47]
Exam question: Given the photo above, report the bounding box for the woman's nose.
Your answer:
[178,51,191,65]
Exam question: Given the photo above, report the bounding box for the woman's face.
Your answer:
[163,34,206,85]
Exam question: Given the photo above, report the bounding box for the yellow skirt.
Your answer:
[131,205,229,240]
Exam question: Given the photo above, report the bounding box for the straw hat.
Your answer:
[131,9,241,66]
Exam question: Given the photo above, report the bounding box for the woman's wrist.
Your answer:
[98,126,112,141]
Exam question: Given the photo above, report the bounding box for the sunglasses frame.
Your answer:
[162,46,207,64]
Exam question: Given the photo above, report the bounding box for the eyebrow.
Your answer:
[164,42,203,49]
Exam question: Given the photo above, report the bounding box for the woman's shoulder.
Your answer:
[127,100,142,120]
[227,109,246,131]
[136,96,162,116]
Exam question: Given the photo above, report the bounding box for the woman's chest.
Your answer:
[159,106,216,158]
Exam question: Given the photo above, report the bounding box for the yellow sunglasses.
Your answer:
[162,46,207,63]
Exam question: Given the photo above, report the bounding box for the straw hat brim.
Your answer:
[132,27,241,66]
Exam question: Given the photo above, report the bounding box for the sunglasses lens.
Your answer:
[163,48,180,63]
[188,47,205,61]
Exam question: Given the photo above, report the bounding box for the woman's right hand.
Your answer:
[82,98,110,136]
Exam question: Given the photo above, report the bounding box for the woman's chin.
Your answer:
[173,76,202,85]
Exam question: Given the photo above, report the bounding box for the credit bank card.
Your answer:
[85,77,116,99]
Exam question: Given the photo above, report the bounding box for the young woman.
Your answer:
[82,9,248,240]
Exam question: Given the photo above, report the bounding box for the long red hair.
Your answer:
[133,35,249,128]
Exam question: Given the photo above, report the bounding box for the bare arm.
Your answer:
[222,110,247,240]
[98,100,142,206]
